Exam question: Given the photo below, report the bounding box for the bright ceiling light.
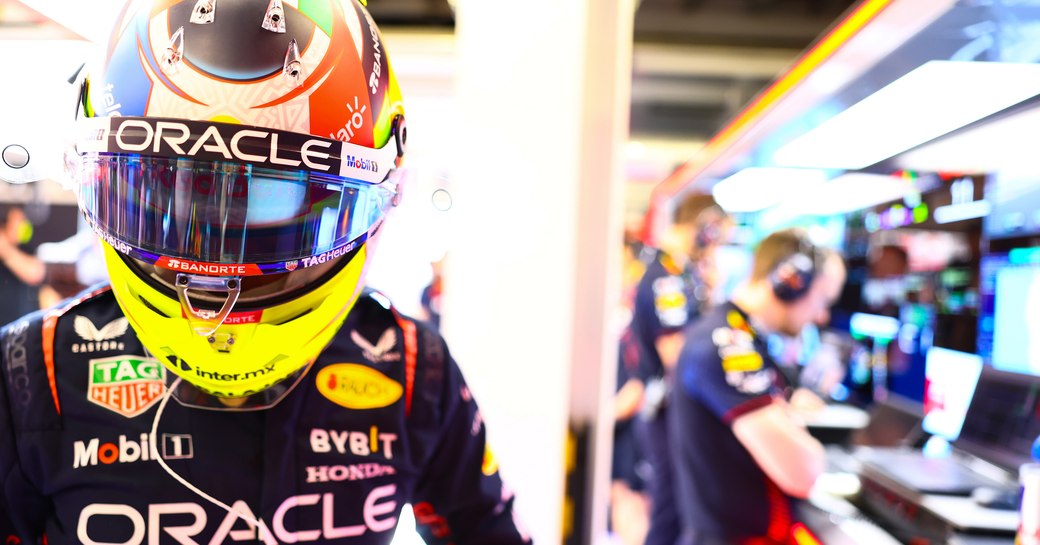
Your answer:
[773,61,1040,170]
[17,0,125,45]
[895,103,1040,174]
[711,167,827,213]
[934,200,991,224]
[796,172,915,215]
[0,40,91,184]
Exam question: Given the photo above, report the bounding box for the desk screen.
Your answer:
[922,347,983,441]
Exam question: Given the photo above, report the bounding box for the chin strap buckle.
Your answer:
[175,273,242,337]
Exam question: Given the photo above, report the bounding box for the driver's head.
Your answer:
[70,0,406,407]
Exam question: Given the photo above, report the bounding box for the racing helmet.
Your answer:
[70,0,406,407]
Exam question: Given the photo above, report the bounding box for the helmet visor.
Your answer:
[75,116,402,276]
[77,153,396,275]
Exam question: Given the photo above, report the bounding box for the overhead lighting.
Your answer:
[17,0,126,45]
[711,167,827,213]
[794,172,915,215]
[773,61,1040,170]
[896,103,1040,174]
[934,200,991,224]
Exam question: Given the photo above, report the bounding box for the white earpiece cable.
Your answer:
[150,377,277,544]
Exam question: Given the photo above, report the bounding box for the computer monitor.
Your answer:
[921,347,984,442]
[991,261,1040,375]
[976,252,1010,362]
[956,366,1040,472]
[984,168,1040,240]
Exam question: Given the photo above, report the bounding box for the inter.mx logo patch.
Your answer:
[87,356,166,418]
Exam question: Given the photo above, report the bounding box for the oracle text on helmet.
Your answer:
[111,119,337,172]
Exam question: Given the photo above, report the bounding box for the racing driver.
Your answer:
[0,1,531,543]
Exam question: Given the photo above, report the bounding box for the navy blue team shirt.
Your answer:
[669,301,799,544]
[631,249,702,385]
[630,249,703,545]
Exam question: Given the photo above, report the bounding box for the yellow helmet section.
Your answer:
[373,62,407,150]
[102,242,368,398]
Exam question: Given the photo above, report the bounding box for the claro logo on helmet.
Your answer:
[315,364,403,410]
[103,118,346,174]
[77,485,398,545]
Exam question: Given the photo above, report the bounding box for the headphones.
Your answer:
[769,233,820,303]
[693,205,726,251]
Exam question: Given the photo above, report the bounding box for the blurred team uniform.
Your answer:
[611,326,648,492]
[631,248,705,545]
[670,303,799,544]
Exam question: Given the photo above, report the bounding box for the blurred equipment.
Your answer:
[0,134,57,184]
[987,250,1040,375]
[854,367,1040,542]
[849,394,924,449]
[0,40,89,186]
[860,365,1024,497]
[920,347,983,443]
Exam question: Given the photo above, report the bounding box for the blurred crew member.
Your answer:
[0,2,530,543]
[633,193,726,545]
[419,258,443,328]
[611,326,651,544]
[0,204,44,325]
[610,235,651,545]
[670,228,846,544]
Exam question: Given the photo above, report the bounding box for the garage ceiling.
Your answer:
[0,0,859,202]
[362,0,858,141]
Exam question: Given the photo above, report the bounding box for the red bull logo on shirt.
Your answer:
[87,356,166,418]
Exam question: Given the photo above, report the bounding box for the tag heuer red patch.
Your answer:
[87,356,166,418]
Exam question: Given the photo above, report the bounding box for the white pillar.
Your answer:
[446,2,633,543]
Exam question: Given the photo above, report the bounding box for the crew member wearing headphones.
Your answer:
[632,193,727,545]
[669,228,846,544]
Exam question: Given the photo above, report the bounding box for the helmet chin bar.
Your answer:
[175,273,242,337]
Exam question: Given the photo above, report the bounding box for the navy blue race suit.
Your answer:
[630,249,703,545]
[669,302,797,545]
[610,326,646,492]
[0,286,531,545]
